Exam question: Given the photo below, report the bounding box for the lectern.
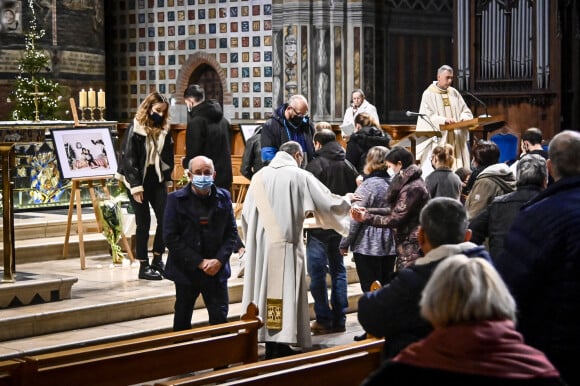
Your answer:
[440,115,506,140]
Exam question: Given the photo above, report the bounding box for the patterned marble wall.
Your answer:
[108,0,274,121]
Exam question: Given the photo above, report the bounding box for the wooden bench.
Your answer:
[0,359,24,386]
[17,303,262,386]
[154,338,384,386]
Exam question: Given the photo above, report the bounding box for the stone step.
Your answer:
[0,254,362,344]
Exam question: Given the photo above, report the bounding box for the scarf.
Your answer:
[394,320,560,379]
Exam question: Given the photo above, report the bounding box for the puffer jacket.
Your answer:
[365,164,430,269]
[183,100,233,190]
[465,163,516,220]
[496,176,580,384]
[345,125,391,173]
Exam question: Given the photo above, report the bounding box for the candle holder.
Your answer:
[98,106,106,121]
[89,105,96,121]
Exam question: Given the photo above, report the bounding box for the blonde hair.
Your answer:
[432,144,455,169]
[420,255,516,328]
[315,121,332,132]
[134,92,170,139]
[363,146,389,175]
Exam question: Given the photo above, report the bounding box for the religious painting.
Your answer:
[51,128,118,179]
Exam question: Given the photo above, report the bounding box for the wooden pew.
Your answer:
[0,359,24,386]
[226,350,381,386]
[18,303,262,386]
[155,338,384,386]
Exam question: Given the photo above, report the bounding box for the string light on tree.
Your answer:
[10,0,60,121]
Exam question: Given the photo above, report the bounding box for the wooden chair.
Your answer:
[231,175,250,218]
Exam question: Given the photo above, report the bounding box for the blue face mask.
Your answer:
[150,112,164,125]
[191,174,214,191]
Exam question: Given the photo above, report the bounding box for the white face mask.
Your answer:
[387,167,396,178]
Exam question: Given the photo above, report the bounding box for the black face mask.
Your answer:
[150,112,164,126]
[289,115,303,128]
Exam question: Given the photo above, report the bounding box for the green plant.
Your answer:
[11,0,60,121]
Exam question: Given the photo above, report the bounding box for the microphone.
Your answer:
[463,91,489,118]
[406,111,425,117]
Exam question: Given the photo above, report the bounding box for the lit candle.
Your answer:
[98,89,106,108]
[88,88,96,107]
[79,89,87,108]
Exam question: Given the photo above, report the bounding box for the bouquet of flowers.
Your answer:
[98,197,125,264]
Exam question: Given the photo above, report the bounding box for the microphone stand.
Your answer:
[464,90,489,118]
[420,115,440,142]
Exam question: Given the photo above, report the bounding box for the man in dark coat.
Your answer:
[260,94,315,166]
[496,130,580,386]
[240,125,263,180]
[469,154,547,260]
[357,197,491,359]
[183,84,233,191]
[305,129,359,334]
[164,156,238,331]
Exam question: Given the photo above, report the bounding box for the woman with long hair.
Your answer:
[351,147,429,269]
[425,144,462,200]
[116,92,174,280]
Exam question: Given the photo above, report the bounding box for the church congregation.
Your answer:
[119,79,568,384]
[3,1,580,384]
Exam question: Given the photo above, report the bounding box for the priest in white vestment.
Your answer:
[415,65,473,171]
[241,141,351,358]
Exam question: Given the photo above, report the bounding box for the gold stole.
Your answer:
[428,84,456,144]
[252,173,288,330]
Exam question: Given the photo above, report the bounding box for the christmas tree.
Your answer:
[11,0,59,121]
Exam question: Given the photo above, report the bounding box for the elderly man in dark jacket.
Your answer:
[358,198,491,359]
[183,84,233,191]
[305,129,359,335]
[469,154,547,260]
[260,94,315,165]
[496,130,580,386]
[164,156,238,331]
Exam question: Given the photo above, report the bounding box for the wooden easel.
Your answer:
[63,176,134,269]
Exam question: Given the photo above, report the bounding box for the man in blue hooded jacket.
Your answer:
[260,94,315,166]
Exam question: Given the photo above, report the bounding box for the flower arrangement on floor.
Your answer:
[98,197,125,264]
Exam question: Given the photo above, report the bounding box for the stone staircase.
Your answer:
[0,209,364,360]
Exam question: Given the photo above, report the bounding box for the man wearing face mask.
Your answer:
[183,84,233,191]
[260,94,315,166]
[163,156,238,331]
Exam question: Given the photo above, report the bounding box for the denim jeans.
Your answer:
[306,230,348,328]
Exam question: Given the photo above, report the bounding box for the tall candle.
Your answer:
[79,89,87,108]
[88,88,96,107]
[98,89,106,108]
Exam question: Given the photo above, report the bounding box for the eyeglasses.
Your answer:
[289,105,308,118]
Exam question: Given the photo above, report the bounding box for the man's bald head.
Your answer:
[548,131,580,181]
[188,156,215,174]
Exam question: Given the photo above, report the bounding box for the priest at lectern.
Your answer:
[415,65,473,171]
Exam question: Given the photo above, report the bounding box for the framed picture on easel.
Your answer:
[50,127,118,179]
